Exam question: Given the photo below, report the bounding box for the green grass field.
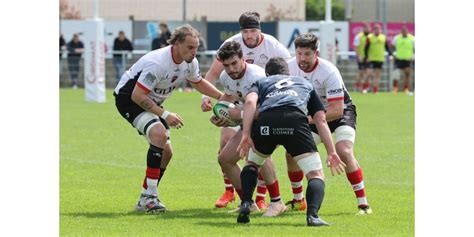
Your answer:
[60,89,414,236]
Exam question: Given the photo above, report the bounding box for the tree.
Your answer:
[306,0,346,21]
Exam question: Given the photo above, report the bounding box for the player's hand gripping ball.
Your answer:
[212,101,241,127]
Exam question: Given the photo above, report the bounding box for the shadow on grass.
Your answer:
[195,220,305,228]
[62,208,237,219]
[62,208,354,222]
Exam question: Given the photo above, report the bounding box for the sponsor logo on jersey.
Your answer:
[327,88,343,95]
[144,73,157,85]
[266,89,298,98]
[154,86,176,96]
[174,68,180,72]
[246,52,255,55]
[259,54,269,61]
[260,126,269,135]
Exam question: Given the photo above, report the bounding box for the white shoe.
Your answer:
[135,194,166,213]
[262,200,287,217]
[228,201,260,213]
[72,85,78,90]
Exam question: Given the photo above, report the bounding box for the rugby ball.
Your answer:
[212,101,241,127]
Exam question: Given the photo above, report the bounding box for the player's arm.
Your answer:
[325,72,345,122]
[307,90,346,175]
[325,99,344,122]
[237,91,258,158]
[201,58,225,111]
[191,78,223,100]
[364,38,370,62]
[131,84,184,129]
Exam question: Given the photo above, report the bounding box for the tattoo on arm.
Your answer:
[140,98,154,110]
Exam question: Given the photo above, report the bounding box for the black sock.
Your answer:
[306,178,325,218]
[240,164,259,203]
[147,144,163,169]
[158,168,166,183]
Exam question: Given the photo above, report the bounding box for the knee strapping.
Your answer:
[296,153,323,175]
[247,149,267,166]
[335,125,356,144]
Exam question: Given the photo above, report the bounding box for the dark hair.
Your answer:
[239,11,261,30]
[168,24,199,45]
[159,23,168,29]
[217,41,243,61]
[294,33,319,51]
[265,57,289,76]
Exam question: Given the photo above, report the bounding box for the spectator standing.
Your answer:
[113,31,133,84]
[391,26,415,94]
[67,33,84,89]
[151,23,172,50]
[60,34,66,78]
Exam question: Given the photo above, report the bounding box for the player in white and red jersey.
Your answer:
[201,12,293,210]
[287,33,372,215]
[209,41,287,216]
[114,25,223,213]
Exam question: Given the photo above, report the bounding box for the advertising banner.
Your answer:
[83,19,106,103]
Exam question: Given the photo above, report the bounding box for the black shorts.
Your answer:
[369,61,384,69]
[310,104,357,134]
[396,59,412,69]
[251,107,317,157]
[114,93,169,132]
[358,61,370,70]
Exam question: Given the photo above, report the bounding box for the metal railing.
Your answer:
[59,50,414,92]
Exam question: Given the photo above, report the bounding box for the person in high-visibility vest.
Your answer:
[364,24,392,94]
[352,23,371,93]
[391,26,415,94]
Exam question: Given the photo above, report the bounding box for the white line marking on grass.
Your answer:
[61,157,143,169]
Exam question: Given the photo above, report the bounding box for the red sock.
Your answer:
[393,80,399,88]
[346,168,368,207]
[355,82,361,90]
[255,173,267,203]
[363,82,370,90]
[267,180,281,202]
[404,82,409,90]
[146,167,161,180]
[223,175,234,193]
[288,171,304,201]
[144,167,160,196]
[373,86,378,93]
